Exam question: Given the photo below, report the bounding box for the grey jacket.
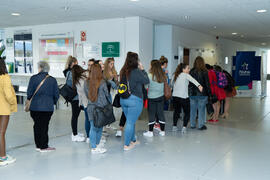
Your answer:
[84,80,110,121]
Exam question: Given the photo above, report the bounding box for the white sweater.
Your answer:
[172,73,200,99]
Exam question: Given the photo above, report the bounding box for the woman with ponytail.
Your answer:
[172,63,203,133]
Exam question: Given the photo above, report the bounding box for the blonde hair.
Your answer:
[65,55,73,69]
[103,58,117,80]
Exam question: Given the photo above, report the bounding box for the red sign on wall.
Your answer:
[81,31,86,41]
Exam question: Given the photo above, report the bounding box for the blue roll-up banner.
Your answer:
[252,56,261,81]
[234,51,255,86]
[232,56,236,79]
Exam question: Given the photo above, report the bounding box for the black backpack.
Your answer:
[118,76,131,99]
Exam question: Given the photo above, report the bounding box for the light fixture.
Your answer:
[213,26,217,29]
[232,32,238,35]
[257,9,267,13]
[11,13,20,16]
[63,6,70,11]
[241,35,244,38]
[261,43,267,45]
[130,0,139,1]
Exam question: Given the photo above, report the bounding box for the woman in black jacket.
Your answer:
[189,56,211,130]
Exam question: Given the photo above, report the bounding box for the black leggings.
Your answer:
[148,96,165,131]
[71,100,81,136]
[173,97,190,127]
[119,112,126,127]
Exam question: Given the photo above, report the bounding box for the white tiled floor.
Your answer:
[1,97,270,180]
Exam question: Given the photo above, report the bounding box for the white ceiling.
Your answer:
[0,0,270,48]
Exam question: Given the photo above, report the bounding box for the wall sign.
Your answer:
[102,42,120,57]
[81,31,86,41]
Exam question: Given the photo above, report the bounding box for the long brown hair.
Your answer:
[0,58,8,75]
[103,58,117,80]
[120,52,139,80]
[149,60,166,83]
[173,63,188,82]
[72,65,87,89]
[88,64,103,102]
[159,56,168,65]
[193,56,207,72]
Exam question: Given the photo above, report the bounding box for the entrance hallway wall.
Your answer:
[4,17,153,77]
[154,24,267,78]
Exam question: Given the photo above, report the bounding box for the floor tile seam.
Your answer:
[199,134,244,178]
[7,130,83,151]
[251,111,270,130]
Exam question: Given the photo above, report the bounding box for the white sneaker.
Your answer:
[182,127,187,134]
[100,136,106,143]
[78,133,85,137]
[116,130,122,137]
[86,138,90,144]
[159,131,165,136]
[143,131,153,137]
[71,134,85,142]
[172,126,178,132]
[0,155,16,166]
[91,147,107,154]
[96,143,104,149]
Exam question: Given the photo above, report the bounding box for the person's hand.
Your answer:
[138,62,144,70]
[198,85,203,92]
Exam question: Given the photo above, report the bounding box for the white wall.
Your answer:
[139,17,154,71]
[154,25,173,77]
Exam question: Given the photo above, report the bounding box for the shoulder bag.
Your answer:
[164,81,172,100]
[24,75,49,112]
[59,72,77,102]
[93,86,116,128]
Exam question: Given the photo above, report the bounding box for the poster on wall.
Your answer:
[84,43,101,59]
[39,38,73,63]
[39,38,73,77]
[102,42,120,57]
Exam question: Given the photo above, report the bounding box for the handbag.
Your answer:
[59,84,77,102]
[112,93,121,108]
[93,88,116,128]
[164,81,172,100]
[59,72,77,102]
[24,75,49,112]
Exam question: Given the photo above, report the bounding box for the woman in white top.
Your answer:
[72,65,89,142]
[172,63,203,133]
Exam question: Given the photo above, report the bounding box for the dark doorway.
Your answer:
[183,48,190,65]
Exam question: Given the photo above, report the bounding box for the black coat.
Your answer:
[188,68,211,97]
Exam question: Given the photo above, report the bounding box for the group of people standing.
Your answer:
[0,52,236,165]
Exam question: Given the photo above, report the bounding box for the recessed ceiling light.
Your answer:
[63,6,70,11]
[232,32,238,35]
[11,13,20,16]
[257,9,267,13]
[213,26,217,29]
[130,0,139,1]
[261,43,267,45]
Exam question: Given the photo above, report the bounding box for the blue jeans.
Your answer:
[89,120,103,148]
[84,108,90,138]
[190,96,208,128]
[120,95,143,146]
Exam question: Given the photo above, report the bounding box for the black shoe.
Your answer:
[198,125,207,130]
[190,126,196,129]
